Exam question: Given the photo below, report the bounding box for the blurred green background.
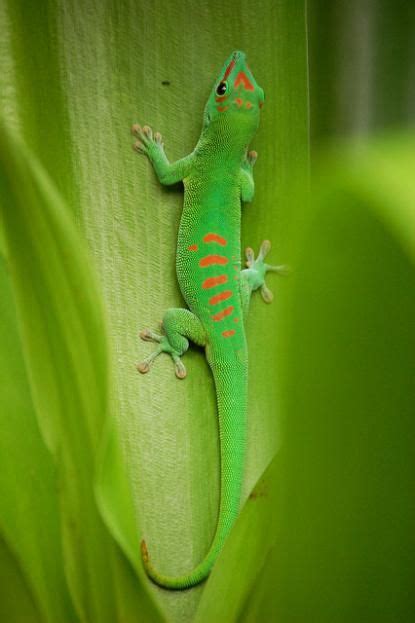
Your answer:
[0,1,414,622]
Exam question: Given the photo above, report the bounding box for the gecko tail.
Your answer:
[140,538,214,590]
[140,359,247,590]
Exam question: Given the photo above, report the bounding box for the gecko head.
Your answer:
[203,51,265,138]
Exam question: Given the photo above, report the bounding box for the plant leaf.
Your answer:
[194,454,283,623]
[0,122,163,623]
[0,252,78,622]
[0,536,43,623]
[241,136,415,621]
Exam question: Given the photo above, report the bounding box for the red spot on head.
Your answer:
[209,290,233,305]
[222,329,236,338]
[188,244,198,252]
[234,71,255,91]
[223,59,236,81]
[203,233,227,246]
[217,105,229,113]
[235,97,243,108]
[199,255,229,267]
[212,306,234,322]
[215,95,228,103]
[202,275,228,289]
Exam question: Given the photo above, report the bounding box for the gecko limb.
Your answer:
[137,308,206,379]
[131,124,193,184]
[240,240,289,317]
[239,150,257,202]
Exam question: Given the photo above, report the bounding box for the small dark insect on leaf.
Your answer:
[161,80,171,86]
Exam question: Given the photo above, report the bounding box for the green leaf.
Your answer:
[194,454,283,623]
[0,123,162,623]
[243,136,415,621]
[0,253,77,622]
[308,1,415,142]
[0,536,42,623]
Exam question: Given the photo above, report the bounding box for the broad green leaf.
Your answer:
[0,253,77,622]
[0,123,162,623]
[242,136,415,621]
[0,536,42,623]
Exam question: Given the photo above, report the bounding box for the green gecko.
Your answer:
[131,50,287,590]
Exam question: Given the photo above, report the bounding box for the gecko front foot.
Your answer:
[137,328,187,379]
[244,240,290,303]
[131,124,164,157]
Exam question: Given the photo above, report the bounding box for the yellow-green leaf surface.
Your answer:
[242,137,415,621]
[0,0,309,621]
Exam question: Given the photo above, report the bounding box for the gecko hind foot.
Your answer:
[244,240,290,303]
[137,328,187,379]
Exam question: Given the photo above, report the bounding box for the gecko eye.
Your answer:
[216,81,228,96]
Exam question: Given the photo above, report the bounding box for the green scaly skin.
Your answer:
[131,51,288,590]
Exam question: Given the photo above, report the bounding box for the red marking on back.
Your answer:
[217,106,228,112]
[222,329,236,338]
[188,244,198,251]
[215,95,228,103]
[199,255,228,267]
[234,71,255,91]
[235,97,243,107]
[234,317,239,323]
[212,306,234,322]
[246,101,253,109]
[223,59,236,81]
[203,233,227,246]
[209,290,232,305]
[202,275,228,289]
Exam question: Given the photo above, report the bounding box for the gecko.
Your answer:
[131,50,287,590]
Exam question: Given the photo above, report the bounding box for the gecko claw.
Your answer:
[266,263,291,276]
[131,123,142,137]
[136,361,150,374]
[173,357,187,379]
[133,140,146,154]
[260,284,274,303]
[247,150,257,167]
[245,246,255,267]
[139,329,163,342]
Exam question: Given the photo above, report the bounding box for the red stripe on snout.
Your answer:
[223,59,236,80]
